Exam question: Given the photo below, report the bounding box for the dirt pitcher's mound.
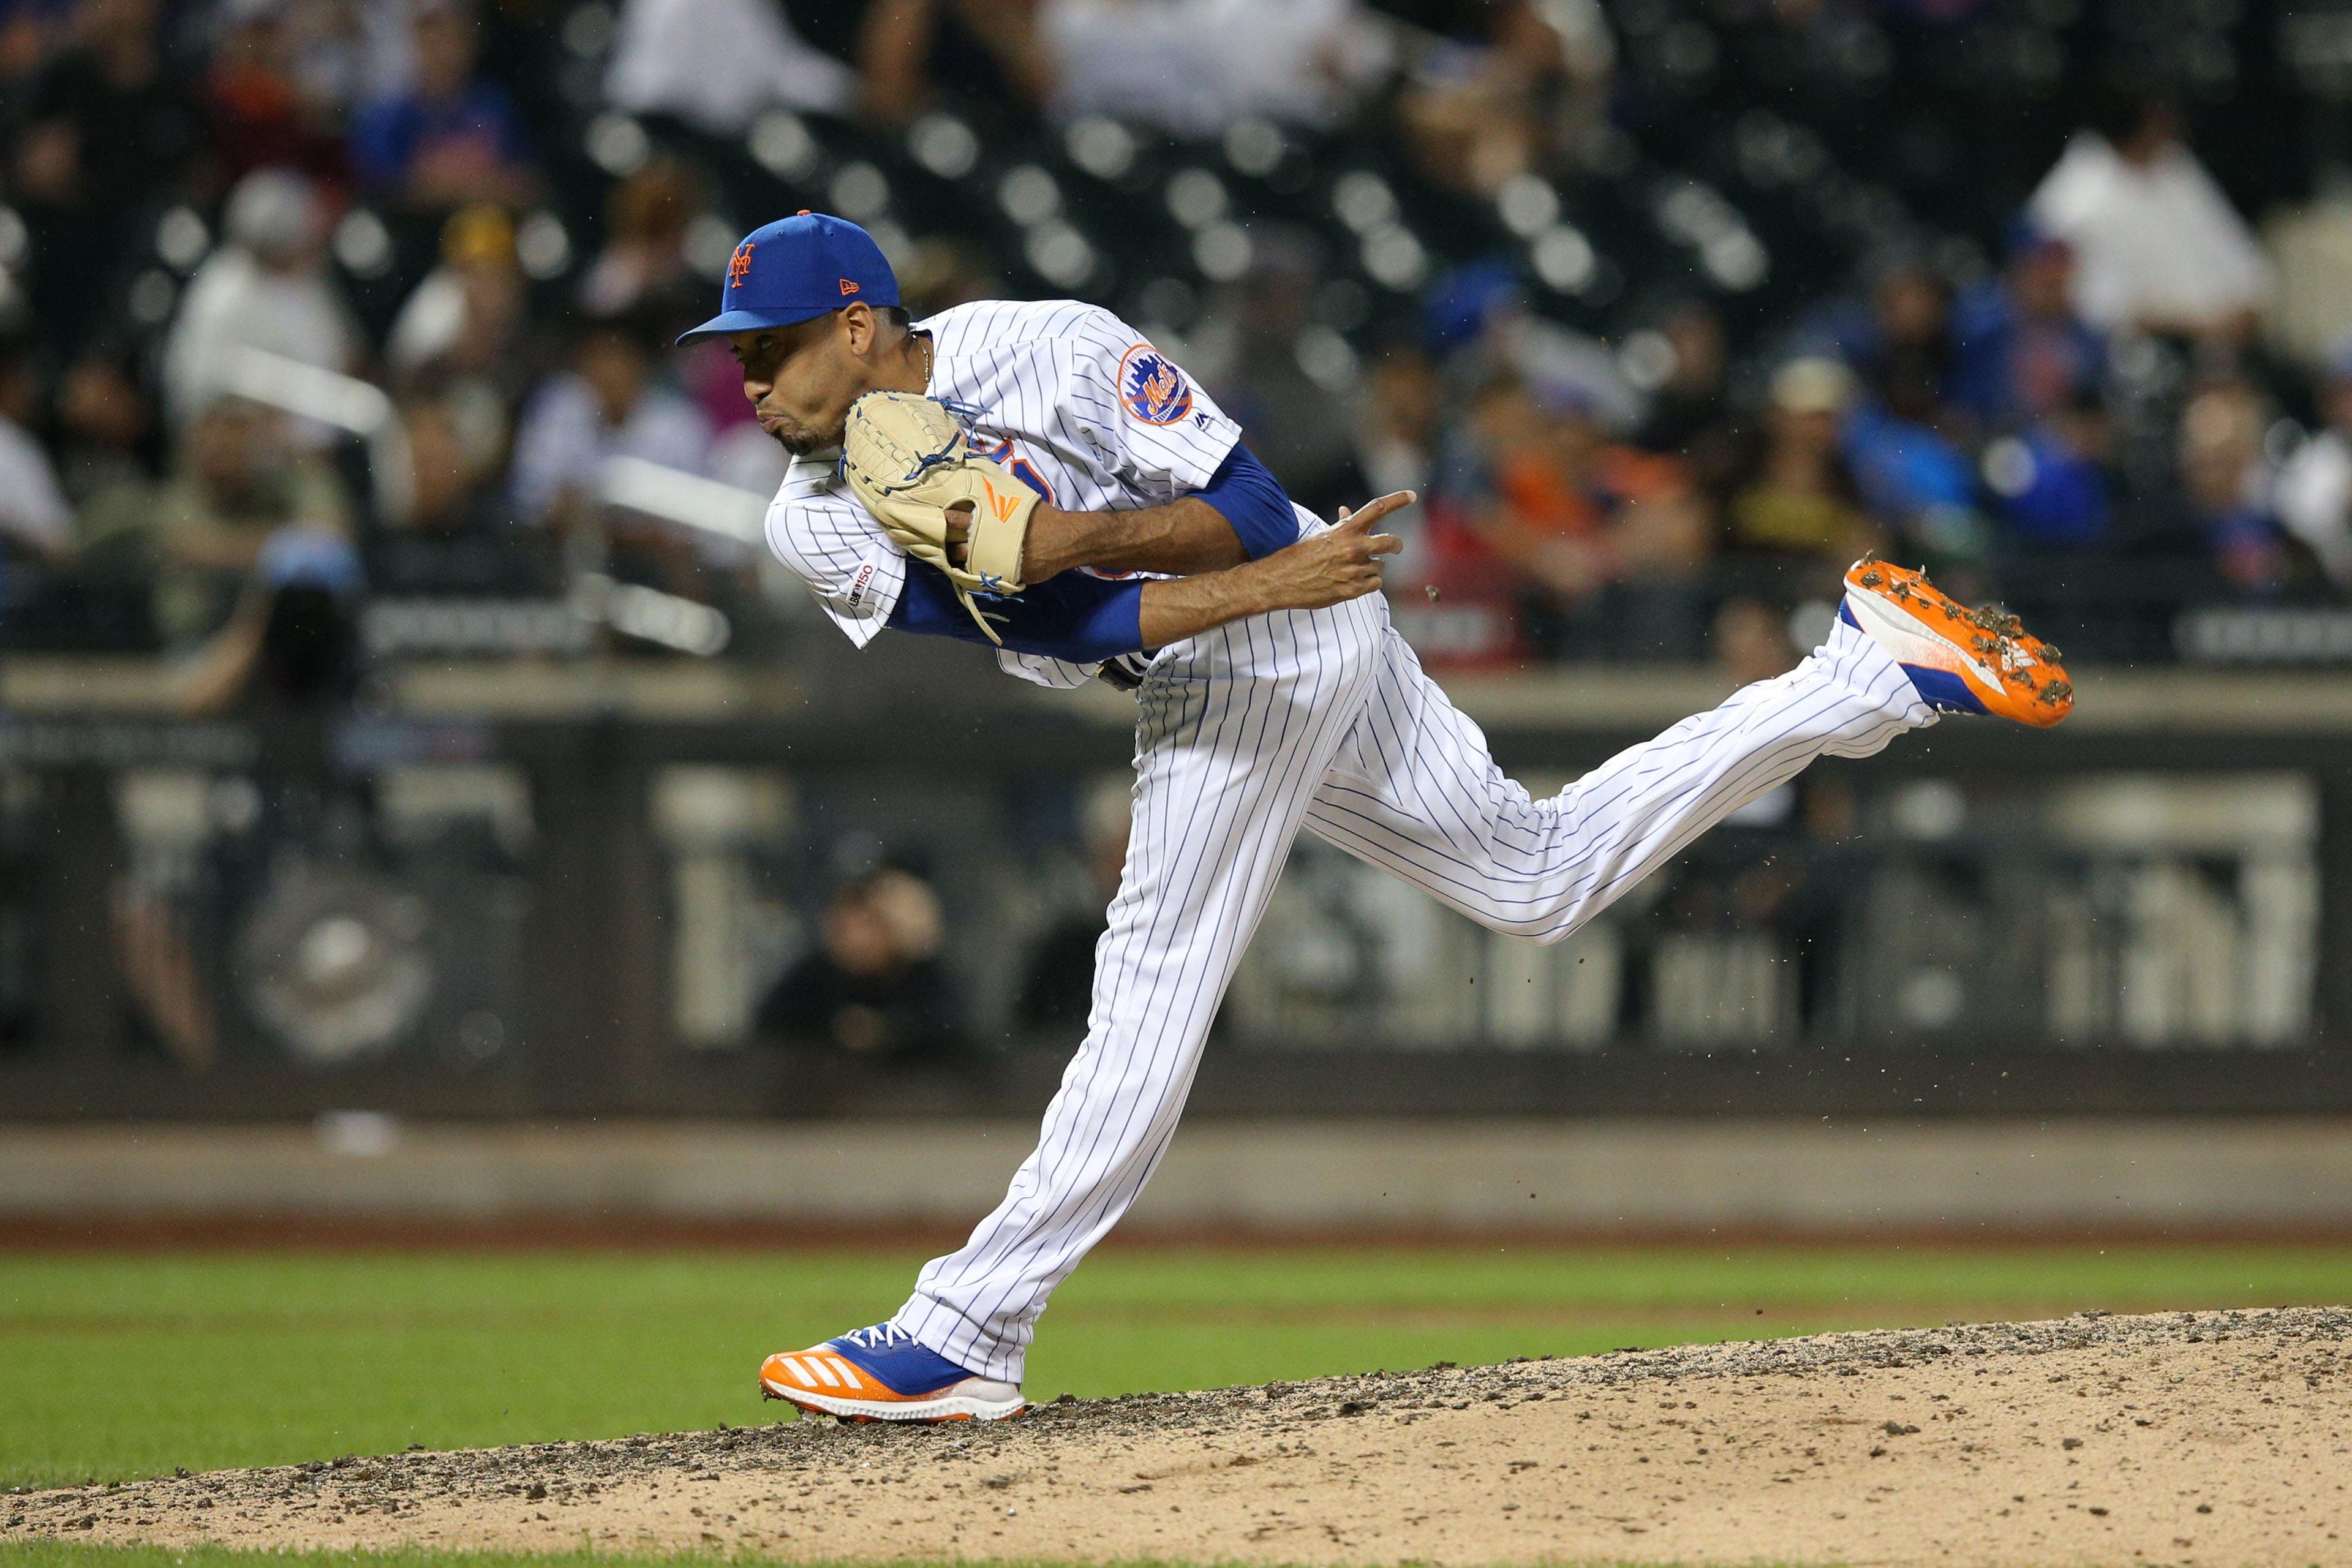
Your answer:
[11,1308,2351,1566]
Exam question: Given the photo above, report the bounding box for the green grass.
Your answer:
[3,1242,2348,1491]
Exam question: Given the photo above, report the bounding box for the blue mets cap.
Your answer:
[676,211,900,345]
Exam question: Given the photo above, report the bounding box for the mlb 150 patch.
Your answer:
[1118,343,1194,424]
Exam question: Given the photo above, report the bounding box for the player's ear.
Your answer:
[839,301,879,359]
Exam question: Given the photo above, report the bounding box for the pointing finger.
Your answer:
[1343,491,1416,531]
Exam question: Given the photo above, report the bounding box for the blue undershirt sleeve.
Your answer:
[1193,443,1302,560]
[887,563,1147,665]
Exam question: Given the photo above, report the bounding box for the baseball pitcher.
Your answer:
[677,213,2072,1423]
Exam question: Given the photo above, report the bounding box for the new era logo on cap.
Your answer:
[840,278,859,295]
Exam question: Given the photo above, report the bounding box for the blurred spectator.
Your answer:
[2174,382,2302,597]
[1863,258,1954,411]
[160,167,361,433]
[2027,90,2271,340]
[385,204,530,470]
[385,205,524,375]
[1787,254,1981,562]
[864,0,1051,125]
[1425,257,1639,430]
[367,396,546,597]
[508,314,710,529]
[1724,358,1877,568]
[349,0,536,211]
[0,326,73,564]
[1443,372,1706,636]
[606,0,854,132]
[1712,597,1800,687]
[9,0,202,351]
[1794,251,1954,410]
[576,156,707,326]
[756,867,968,1063]
[0,0,69,83]
[1840,356,1986,563]
[172,523,366,716]
[203,0,348,190]
[1950,223,2106,435]
[1634,297,1744,497]
[895,236,998,319]
[257,0,416,116]
[51,344,159,504]
[77,397,354,646]
[1980,388,2113,554]
[1190,232,1364,519]
[1016,775,1131,1036]
[2274,349,2352,590]
[1352,340,1442,582]
[1393,0,1612,194]
[1042,0,1390,137]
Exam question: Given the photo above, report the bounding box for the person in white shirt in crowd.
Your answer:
[277,0,420,118]
[508,311,711,531]
[604,0,854,132]
[2027,88,2272,341]
[2273,344,2352,590]
[385,205,526,382]
[160,166,362,435]
[1043,0,1392,135]
[383,203,530,474]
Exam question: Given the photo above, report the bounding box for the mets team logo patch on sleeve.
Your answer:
[1118,344,1194,425]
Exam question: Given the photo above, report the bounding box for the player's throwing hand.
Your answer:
[1247,491,1411,611]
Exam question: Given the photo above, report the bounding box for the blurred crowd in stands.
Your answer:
[2,0,2350,703]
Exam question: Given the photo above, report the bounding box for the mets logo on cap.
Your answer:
[1117,343,1194,425]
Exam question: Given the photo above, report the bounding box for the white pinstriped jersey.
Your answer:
[763,298,1305,688]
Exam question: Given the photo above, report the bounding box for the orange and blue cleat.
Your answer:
[758,1322,1025,1423]
[1841,558,2073,728]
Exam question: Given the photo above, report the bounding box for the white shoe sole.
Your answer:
[1841,583,2000,692]
[760,1376,1026,1423]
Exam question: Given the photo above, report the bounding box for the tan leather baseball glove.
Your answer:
[839,391,1039,644]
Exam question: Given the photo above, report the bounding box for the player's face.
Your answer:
[728,312,865,456]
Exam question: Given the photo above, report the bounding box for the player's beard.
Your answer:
[769,417,834,457]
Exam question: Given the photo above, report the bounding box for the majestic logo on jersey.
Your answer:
[728,243,755,287]
[1117,344,1194,425]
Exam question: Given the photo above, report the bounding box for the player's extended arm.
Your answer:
[1138,497,1404,647]
[1019,445,1301,581]
[892,494,1409,662]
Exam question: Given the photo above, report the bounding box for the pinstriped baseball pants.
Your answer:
[892,594,1934,1383]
